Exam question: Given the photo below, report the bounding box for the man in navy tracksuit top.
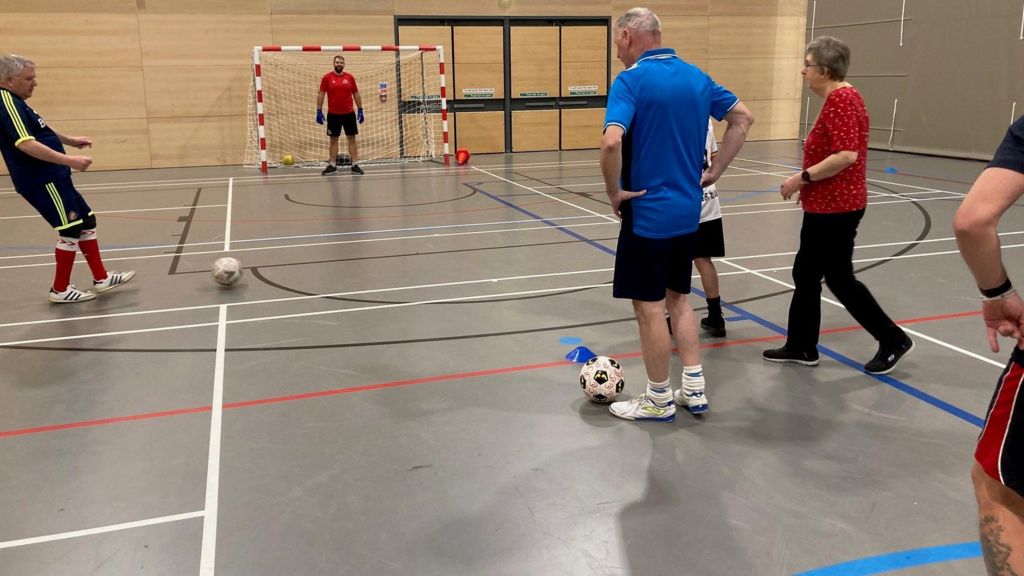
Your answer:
[0,54,133,303]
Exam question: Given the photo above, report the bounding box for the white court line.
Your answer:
[224,178,233,252]
[0,268,616,331]
[0,215,605,262]
[733,156,969,194]
[472,166,617,222]
[0,283,611,347]
[0,511,204,550]
[0,204,226,221]
[199,305,227,576]
[718,257,1005,369]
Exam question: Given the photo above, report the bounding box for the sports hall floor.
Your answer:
[0,141,1008,575]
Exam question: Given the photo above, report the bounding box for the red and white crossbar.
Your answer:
[251,45,449,173]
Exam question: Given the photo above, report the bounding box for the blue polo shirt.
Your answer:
[604,48,738,239]
[0,87,70,192]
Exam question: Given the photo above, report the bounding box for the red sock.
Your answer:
[78,229,107,281]
[53,239,77,292]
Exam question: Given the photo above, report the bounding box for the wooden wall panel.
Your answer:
[271,15,395,45]
[561,26,607,97]
[395,0,611,17]
[149,116,248,167]
[270,0,391,15]
[611,1,708,16]
[658,16,709,68]
[710,0,804,17]
[455,111,504,154]
[27,68,148,122]
[561,107,604,150]
[712,99,800,141]
[0,0,137,13]
[512,110,559,151]
[53,119,153,171]
[707,58,803,101]
[137,0,270,14]
[144,66,251,118]
[398,26,453,94]
[709,16,804,60]
[402,113,445,159]
[453,27,504,100]
[139,14,272,66]
[0,14,142,67]
[511,27,559,98]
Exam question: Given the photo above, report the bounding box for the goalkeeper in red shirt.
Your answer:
[316,55,364,175]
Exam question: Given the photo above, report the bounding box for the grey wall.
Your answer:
[802,0,1024,160]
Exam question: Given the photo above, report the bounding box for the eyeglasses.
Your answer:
[802,62,820,69]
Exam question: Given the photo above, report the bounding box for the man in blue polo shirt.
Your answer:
[0,54,133,303]
[601,8,753,422]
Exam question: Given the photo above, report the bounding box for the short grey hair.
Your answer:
[615,7,661,35]
[805,36,850,81]
[0,55,35,82]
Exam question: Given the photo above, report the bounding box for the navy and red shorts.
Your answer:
[976,346,1024,498]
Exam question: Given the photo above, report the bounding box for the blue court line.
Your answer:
[793,542,981,575]
[472,182,986,429]
[719,189,775,203]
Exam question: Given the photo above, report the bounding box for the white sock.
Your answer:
[646,378,671,405]
[682,364,705,392]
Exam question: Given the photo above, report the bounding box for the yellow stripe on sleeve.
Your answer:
[1,91,31,140]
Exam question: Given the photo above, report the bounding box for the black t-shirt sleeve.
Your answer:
[989,116,1024,174]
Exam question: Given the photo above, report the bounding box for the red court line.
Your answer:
[0,309,983,439]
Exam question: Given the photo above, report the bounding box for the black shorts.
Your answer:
[693,217,725,258]
[19,174,92,231]
[976,346,1024,498]
[326,112,358,137]
[612,221,696,302]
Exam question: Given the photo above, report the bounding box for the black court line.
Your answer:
[167,187,202,276]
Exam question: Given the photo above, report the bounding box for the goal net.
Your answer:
[245,45,449,172]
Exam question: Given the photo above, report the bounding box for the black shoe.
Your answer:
[763,345,819,366]
[700,316,726,338]
[351,164,364,175]
[321,164,337,175]
[864,335,914,375]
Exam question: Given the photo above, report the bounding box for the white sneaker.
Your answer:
[609,394,676,422]
[93,270,135,293]
[48,285,96,303]
[674,387,709,414]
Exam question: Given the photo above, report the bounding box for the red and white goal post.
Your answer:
[246,45,449,173]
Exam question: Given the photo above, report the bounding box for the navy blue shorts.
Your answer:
[19,174,92,231]
[612,219,696,302]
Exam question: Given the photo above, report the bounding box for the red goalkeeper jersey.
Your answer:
[319,71,359,115]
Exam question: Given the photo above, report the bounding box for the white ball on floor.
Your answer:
[579,356,625,403]
[212,257,242,287]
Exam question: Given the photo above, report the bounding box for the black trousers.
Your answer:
[786,210,904,351]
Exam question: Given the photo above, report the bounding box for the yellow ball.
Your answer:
[282,154,294,166]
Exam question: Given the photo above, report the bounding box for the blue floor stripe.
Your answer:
[473,181,985,428]
[793,542,982,575]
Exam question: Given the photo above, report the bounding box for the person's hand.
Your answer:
[607,188,646,219]
[67,156,93,172]
[700,169,719,188]
[983,291,1024,353]
[780,173,804,202]
[67,136,92,149]
[357,108,365,124]
[316,109,325,125]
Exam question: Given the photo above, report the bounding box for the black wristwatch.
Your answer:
[801,170,812,183]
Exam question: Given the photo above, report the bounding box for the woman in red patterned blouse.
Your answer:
[763,36,913,375]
